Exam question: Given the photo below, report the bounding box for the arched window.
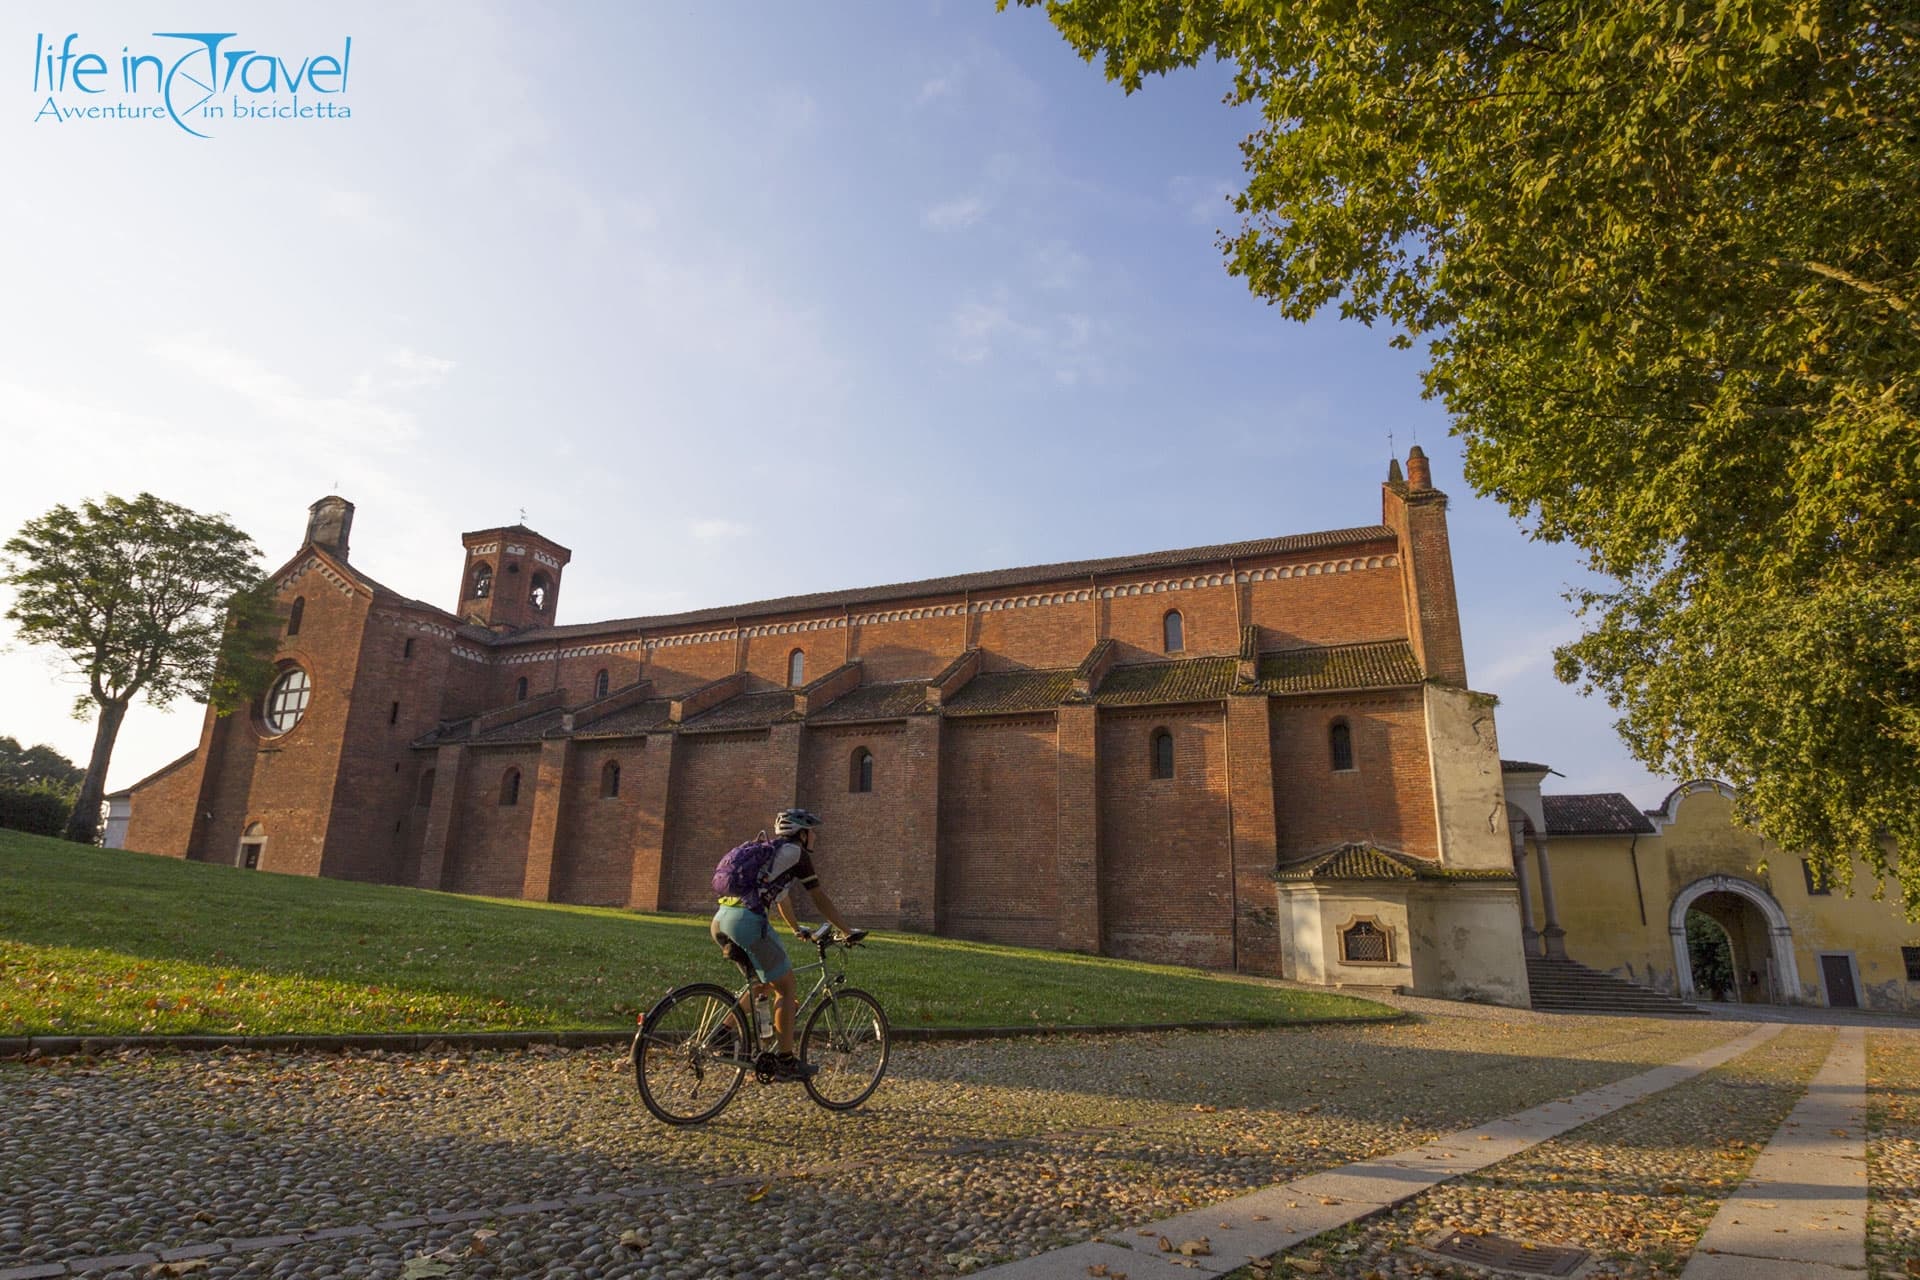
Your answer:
[1162,609,1184,653]
[470,562,493,599]
[1330,721,1355,772]
[594,668,610,699]
[264,667,312,734]
[1340,918,1392,963]
[787,649,806,687]
[530,571,552,613]
[515,676,529,702]
[238,822,265,869]
[1151,728,1174,779]
[850,747,874,793]
[416,769,436,807]
[601,759,621,798]
[500,767,521,806]
[287,596,305,637]
[403,637,415,659]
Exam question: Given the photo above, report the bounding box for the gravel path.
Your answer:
[0,1010,1743,1279]
[1216,1024,1836,1279]
[1867,1029,1920,1280]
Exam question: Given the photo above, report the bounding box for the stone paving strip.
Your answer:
[1680,1027,1865,1279]
[0,1010,1746,1279]
[1866,1029,1920,1280]
[966,1022,1784,1280]
[1224,1023,1835,1279]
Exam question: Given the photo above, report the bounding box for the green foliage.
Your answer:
[1008,0,1920,909]
[1685,911,1735,999]
[0,829,1389,1036]
[0,786,72,838]
[0,737,82,796]
[1,493,275,844]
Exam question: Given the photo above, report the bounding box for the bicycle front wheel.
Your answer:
[800,986,890,1111]
[634,982,750,1125]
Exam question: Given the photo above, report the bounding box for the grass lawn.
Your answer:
[0,830,1393,1036]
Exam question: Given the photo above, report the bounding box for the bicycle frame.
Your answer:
[732,933,852,1046]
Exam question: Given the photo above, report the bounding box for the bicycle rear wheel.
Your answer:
[634,983,751,1125]
[800,986,889,1111]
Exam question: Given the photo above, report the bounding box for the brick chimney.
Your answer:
[306,496,354,562]
[1406,445,1433,491]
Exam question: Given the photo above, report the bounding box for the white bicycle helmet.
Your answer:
[773,808,823,838]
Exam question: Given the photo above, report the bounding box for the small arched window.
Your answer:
[530,571,552,614]
[1341,918,1392,963]
[788,649,806,687]
[500,767,521,806]
[1162,609,1184,653]
[601,759,621,798]
[515,676,529,702]
[416,769,436,807]
[1151,728,1175,780]
[850,747,874,793]
[594,669,610,699]
[1330,721,1355,772]
[287,596,305,637]
[403,637,415,659]
[470,562,493,599]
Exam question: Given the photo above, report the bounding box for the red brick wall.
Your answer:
[1244,559,1405,649]
[937,716,1060,946]
[553,650,648,705]
[799,723,914,925]
[647,640,742,696]
[1104,585,1238,661]
[847,607,967,683]
[1097,706,1234,968]
[122,747,205,858]
[1270,691,1438,859]
[551,740,647,905]
[445,746,538,897]
[972,585,1098,671]
[743,621,852,689]
[657,731,795,912]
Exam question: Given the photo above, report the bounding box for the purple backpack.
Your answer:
[712,837,780,909]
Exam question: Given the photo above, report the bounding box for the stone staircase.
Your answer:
[1526,955,1710,1016]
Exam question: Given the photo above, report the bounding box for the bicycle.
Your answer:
[632,925,890,1125]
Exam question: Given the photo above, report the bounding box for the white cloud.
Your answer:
[922,196,987,232]
[940,292,1111,385]
[1169,175,1238,226]
[1030,240,1090,291]
[916,74,956,105]
[153,335,423,451]
[692,519,751,541]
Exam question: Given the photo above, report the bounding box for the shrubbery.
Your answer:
[0,783,73,837]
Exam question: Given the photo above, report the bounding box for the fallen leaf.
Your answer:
[399,1260,454,1280]
[1158,1236,1173,1252]
[147,1264,210,1278]
[1087,1267,1108,1277]
[618,1229,648,1248]
[1178,1239,1212,1257]
[1289,1261,1324,1275]
[1193,1104,1217,1113]
[746,1184,769,1204]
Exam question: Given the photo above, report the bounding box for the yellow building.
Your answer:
[1502,766,1920,1013]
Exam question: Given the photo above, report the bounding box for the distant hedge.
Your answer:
[0,785,73,837]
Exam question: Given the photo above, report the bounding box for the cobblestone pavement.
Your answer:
[1868,1030,1920,1280]
[0,1010,1752,1279]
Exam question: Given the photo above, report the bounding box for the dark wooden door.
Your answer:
[1819,954,1858,1008]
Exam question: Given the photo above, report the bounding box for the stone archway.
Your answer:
[1669,875,1800,1002]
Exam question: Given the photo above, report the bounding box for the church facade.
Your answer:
[123,449,1533,1004]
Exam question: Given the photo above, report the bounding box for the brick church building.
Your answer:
[123,449,1532,1004]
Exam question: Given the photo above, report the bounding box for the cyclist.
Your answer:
[710,808,861,1081]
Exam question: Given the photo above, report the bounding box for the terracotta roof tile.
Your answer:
[942,669,1078,716]
[466,708,569,745]
[1253,640,1423,693]
[1501,759,1554,773]
[574,699,676,738]
[1542,793,1656,836]
[1092,658,1239,706]
[679,690,797,734]
[809,681,932,724]
[1274,842,1516,883]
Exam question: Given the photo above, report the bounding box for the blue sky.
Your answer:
[1,2,1663,807]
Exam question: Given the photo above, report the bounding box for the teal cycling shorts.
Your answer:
[711,905,790,982]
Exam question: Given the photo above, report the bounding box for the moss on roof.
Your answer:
[1274,842,1516,883]
[809,681,933,724]
[942,668,1078,716]
[1253,640,1423,693]
[1092,658,1239,706]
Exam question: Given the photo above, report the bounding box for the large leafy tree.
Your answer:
[2,494,278,844]
[0,736,84,795]
[1007,0,1920,909]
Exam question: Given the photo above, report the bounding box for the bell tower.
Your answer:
[457,523,572,632]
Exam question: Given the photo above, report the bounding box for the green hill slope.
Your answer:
[0,831,1391,1036]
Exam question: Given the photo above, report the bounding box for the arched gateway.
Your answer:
[1668,874,1800,1002]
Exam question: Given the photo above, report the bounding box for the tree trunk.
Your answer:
[64,699,128,845]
